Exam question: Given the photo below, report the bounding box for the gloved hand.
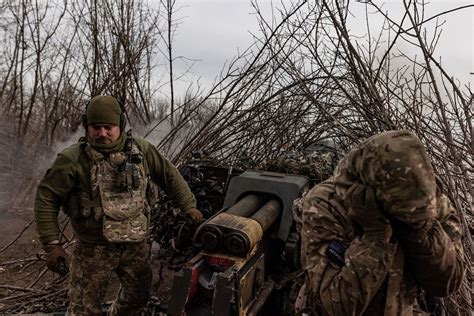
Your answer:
[43,244,69,275]
[344,183,392,243]
[185,207,204,224]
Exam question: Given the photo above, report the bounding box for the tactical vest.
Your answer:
[82,138,150,243]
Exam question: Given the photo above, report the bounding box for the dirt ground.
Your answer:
[0,208,174,314]
[0,208,40,285]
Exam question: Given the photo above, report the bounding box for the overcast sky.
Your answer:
[162,0,473,96]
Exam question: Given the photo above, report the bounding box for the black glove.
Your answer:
[43,244,69,275]
[345,183,392,242]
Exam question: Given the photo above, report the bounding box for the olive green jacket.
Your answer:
[35,136,196,245]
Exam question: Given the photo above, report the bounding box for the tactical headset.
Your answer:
[82,100,127,132]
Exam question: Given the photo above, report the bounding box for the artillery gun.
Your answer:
[167,170,308,316]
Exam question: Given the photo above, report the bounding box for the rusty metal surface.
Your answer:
[226,194,266,217]
[239,251,265,314]
[197,213,263,256]
[250,198,282,231]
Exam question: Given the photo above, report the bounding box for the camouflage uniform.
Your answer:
[68,241,152,316]
[35,135,197,315]
[299,130,465,315]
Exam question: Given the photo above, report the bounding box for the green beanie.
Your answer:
[87,95,122,126]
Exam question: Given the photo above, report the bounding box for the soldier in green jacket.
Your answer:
[35,95,203,315]
[298,130,465,315]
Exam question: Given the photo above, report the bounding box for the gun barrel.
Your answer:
[199,225,224,251]
[250,199,282,231]
[196,196,282,256]
[225,194,266,217]
[224,198,282,256]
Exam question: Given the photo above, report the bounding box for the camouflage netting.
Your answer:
[150,149,337,265]
[259,151,336,186]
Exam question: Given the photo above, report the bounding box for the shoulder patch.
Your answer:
[326,239,346,267]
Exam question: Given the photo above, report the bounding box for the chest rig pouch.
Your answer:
[84,138,149,243]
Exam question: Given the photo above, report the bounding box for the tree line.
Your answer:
[0,0,471,313]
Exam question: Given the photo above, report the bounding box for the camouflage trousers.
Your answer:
[66,241,152,316]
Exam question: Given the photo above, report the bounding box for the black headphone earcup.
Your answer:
[82,114,88,130]
[120,113,126,131]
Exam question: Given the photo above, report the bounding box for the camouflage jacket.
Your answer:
[300,130,465,316]
[35,135,197,245]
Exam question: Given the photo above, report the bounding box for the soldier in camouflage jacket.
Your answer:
[298,130,465,315]
[34,95,203,315]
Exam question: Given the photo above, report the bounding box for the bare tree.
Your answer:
[0,0,164,146]
[146,1,472,312]
[0,0,471,314]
